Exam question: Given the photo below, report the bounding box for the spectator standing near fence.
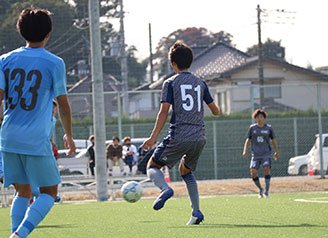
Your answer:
[106,136,125,176]
[87,135,95,176]
[123,136,137,176]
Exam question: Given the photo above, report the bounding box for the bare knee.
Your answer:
[179,160,191,176]
[15,184,32,199]
[264,166,271,175]
[40,185,58,200]
[250,169,258,179]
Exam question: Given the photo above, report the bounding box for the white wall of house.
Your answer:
[208,62,328,114]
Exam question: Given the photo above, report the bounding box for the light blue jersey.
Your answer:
[0,47,67,156]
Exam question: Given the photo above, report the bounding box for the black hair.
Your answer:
[252,109,267,119]
[112,136,120,142]
[168,40,193,70]
[16,8,52,42]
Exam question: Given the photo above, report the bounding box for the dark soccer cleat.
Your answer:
[186,210,204,225]
[153,187,174,210]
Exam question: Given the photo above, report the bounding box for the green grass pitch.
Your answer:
[0,193,327,237]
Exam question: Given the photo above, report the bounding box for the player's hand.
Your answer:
[63,134,76,155]
[142,137,156,150]
[242,151,247,159]
[274,152,279,160]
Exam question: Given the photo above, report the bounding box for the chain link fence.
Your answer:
[52,83,328,181]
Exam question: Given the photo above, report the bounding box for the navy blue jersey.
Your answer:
[247,124,275,158]
[161,71,213,141]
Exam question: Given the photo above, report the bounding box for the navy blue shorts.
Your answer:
[250,157,271,170]
[153,135,206,171]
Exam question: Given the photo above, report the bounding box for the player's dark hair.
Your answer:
[252,109,267,119]
[16,8,52,42]
[112,136,120,142]
[168,40,193,70]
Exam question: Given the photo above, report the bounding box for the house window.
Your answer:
[217,92,227,113]
[253,84,281,99]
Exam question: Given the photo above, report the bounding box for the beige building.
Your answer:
[132,42,328,117]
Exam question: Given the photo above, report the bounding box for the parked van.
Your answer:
[308,134,328,174]
[288,146,314,175]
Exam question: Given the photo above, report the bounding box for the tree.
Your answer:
[246,38,285,60]
[0,0,147,88]
[154,27,234,77]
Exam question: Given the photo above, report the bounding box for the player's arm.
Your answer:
[57,95,76,155]
[142,102,170,149]
[0,89,3,108]
[203,81,221,115]
[242,138,251,159]
[207,101,222,115]
[271,138,279,160]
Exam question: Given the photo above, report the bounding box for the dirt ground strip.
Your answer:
[62,176,328,202]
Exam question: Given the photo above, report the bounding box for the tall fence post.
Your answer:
[89,0,108,201]
[293,117,298,156]
[212,121,218,179]
[317,82,325,179]
[117,91,122,141]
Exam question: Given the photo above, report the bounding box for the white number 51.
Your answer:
[180,84,201,112]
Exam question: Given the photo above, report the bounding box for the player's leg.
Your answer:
[13,154,61,238]
[263,157,272,197]
[180,140,205,225]
[11,184,32,234]
[147,157,174,210]
[250,159,263,197]
[2,153,31,234]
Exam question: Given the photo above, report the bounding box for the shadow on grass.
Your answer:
[170,223,325,229]
[36,224,78,229]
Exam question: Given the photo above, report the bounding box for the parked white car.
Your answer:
[288,146,314,175]
[308,134,328,174]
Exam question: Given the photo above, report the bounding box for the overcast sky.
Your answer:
[120,0,327,69]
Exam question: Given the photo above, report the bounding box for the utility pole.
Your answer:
[119,0,129,116]
[149,23,154,83]
[256,5,264,108]
[149,23,155,110]
[257,4,265,108]
[88,0,108,201]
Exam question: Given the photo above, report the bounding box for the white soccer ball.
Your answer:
[121,181,143,203]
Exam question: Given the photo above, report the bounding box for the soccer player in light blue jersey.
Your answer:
[142,41,221,225]
[0,8,75,238]
[243,109,279,198]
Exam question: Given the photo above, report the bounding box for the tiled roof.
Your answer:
[189,42,249,79]
[219,56,328,81]
[150,42,249,89]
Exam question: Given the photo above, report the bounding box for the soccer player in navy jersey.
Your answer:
[142,41,221,225]
[0,8,75,238]
[243,109,279,198]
